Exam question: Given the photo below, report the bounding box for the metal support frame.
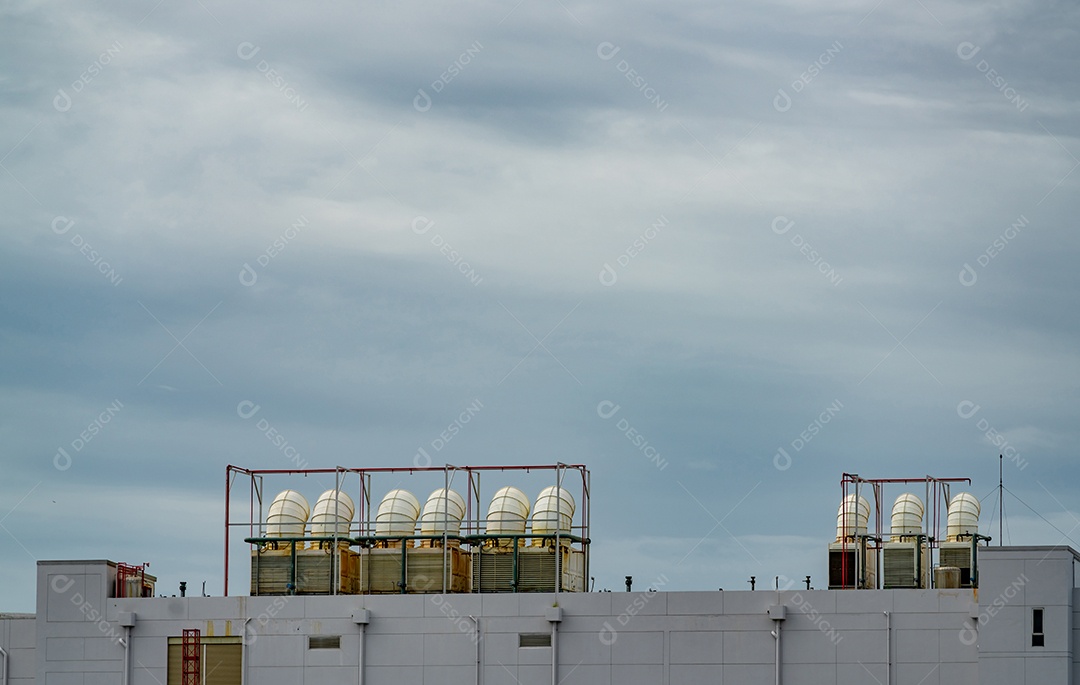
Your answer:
[181,629,200,685]
[116,562,149,598]
[839,473,972,589]
[229,463,591,597]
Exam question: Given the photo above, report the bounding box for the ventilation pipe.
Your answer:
[771,625,781,685]
[266,490,310,538]
[546,608,562,685]
[121,625,130,685]
[419,489,466,539]
[310,490,355,539]
[118,612,136,685]
[375,490,421,547]
[530,487,575,544]
[946,493,981,540]
[485,486,530,547]
[836,494,870,540]
[768,605,786,685]
[353,610,370,685]
[889,494,924,541]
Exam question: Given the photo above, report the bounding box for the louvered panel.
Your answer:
[252,547,358,595]
[361,549,407,594]
[519,633,552,647]
[940,545,974,587]
[472,552,515,593]
[406,547,471,593]
[518,550,558,592]
[883,546,917,588]
[250,551,294,596]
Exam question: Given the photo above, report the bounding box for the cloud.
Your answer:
[0,0,1077,612]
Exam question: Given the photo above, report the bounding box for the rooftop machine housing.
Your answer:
[829,473,977,590]
[472,483,585,593]
[882,493,929,589]
[251,488,360,595]
[828,493,875,589]
[939,492,988,588]
[227,463,590,597]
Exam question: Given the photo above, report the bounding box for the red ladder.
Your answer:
[181,628,200,685]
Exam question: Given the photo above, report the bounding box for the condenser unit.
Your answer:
[938,542,975,588]
[828,540,877,589]
[882,542,929,589]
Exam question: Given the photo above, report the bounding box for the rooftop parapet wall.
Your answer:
[0,614,35,685]
[23,549,1080,685]
[31,579,978,685]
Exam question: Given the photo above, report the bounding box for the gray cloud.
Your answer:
[0,0,1078,611]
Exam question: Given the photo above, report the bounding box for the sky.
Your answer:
[1,0,1079,610]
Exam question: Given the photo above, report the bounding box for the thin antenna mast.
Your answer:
[999,454,1003,547]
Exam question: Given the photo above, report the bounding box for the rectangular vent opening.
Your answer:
[519,633,551,648]
[309,635,341,650]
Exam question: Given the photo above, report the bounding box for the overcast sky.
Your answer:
[1,0,1078,610]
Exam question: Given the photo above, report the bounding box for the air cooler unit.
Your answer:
[829,494,876,589]
[882,542,929,589]
[940,493,982,588]
[828,540,877,589]
[939,542,974,587]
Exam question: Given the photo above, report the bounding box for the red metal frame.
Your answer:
[181,628,200,685]
[115,562,150,598]
[224,463,591,596]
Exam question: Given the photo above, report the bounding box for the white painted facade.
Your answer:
[0,546,1077,684]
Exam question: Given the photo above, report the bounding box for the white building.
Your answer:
[0,545,1075,684]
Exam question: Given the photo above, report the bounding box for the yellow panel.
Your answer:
[166,637,242,685]
[204,643,241,685]
[167,643,180,685]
